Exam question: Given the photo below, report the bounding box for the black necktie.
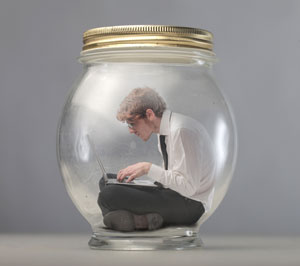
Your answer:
[160,135,168,170]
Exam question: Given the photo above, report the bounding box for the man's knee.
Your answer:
[99,185,114,206]
[186,202,205,225]
[98,185,126,211]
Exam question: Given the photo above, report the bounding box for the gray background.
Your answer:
[1,0,299,235]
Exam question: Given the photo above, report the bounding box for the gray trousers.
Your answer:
[98,174,205,226]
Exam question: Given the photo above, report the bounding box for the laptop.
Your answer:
[87,135,158,187]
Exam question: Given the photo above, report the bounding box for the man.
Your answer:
[98,87,215,232]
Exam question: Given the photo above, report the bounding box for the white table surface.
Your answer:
[0,234,299,266]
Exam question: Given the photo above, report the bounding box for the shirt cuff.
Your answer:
[148,164,164,181]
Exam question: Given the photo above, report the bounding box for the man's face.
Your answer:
[126,116,153,141]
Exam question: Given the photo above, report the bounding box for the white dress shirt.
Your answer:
[148,110,216,211]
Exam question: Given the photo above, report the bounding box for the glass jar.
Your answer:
[57,25,237,250]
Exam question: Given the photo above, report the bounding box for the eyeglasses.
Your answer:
[125,114,144,129]
[126,121,135,129]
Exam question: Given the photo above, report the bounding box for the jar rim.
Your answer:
[82,25,214,52]
[79,46,217,65]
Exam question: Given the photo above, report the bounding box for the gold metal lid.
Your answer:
[82,25,213,52]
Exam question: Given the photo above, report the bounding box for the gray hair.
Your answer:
[117,87,167,121]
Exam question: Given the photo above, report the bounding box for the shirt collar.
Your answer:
[159,109,171,136]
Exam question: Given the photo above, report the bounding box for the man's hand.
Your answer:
[117,162,152,183]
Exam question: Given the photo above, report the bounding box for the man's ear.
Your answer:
[145,109,155,120]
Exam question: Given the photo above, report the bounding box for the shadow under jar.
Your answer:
[57,25,237,250]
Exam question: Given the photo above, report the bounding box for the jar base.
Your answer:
[88,231,203,250]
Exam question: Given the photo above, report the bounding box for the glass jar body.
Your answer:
[57,47,237,250]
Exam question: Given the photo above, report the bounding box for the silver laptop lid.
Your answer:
[86,134,108,182]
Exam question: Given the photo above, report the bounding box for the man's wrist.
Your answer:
[144,162,152,174]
